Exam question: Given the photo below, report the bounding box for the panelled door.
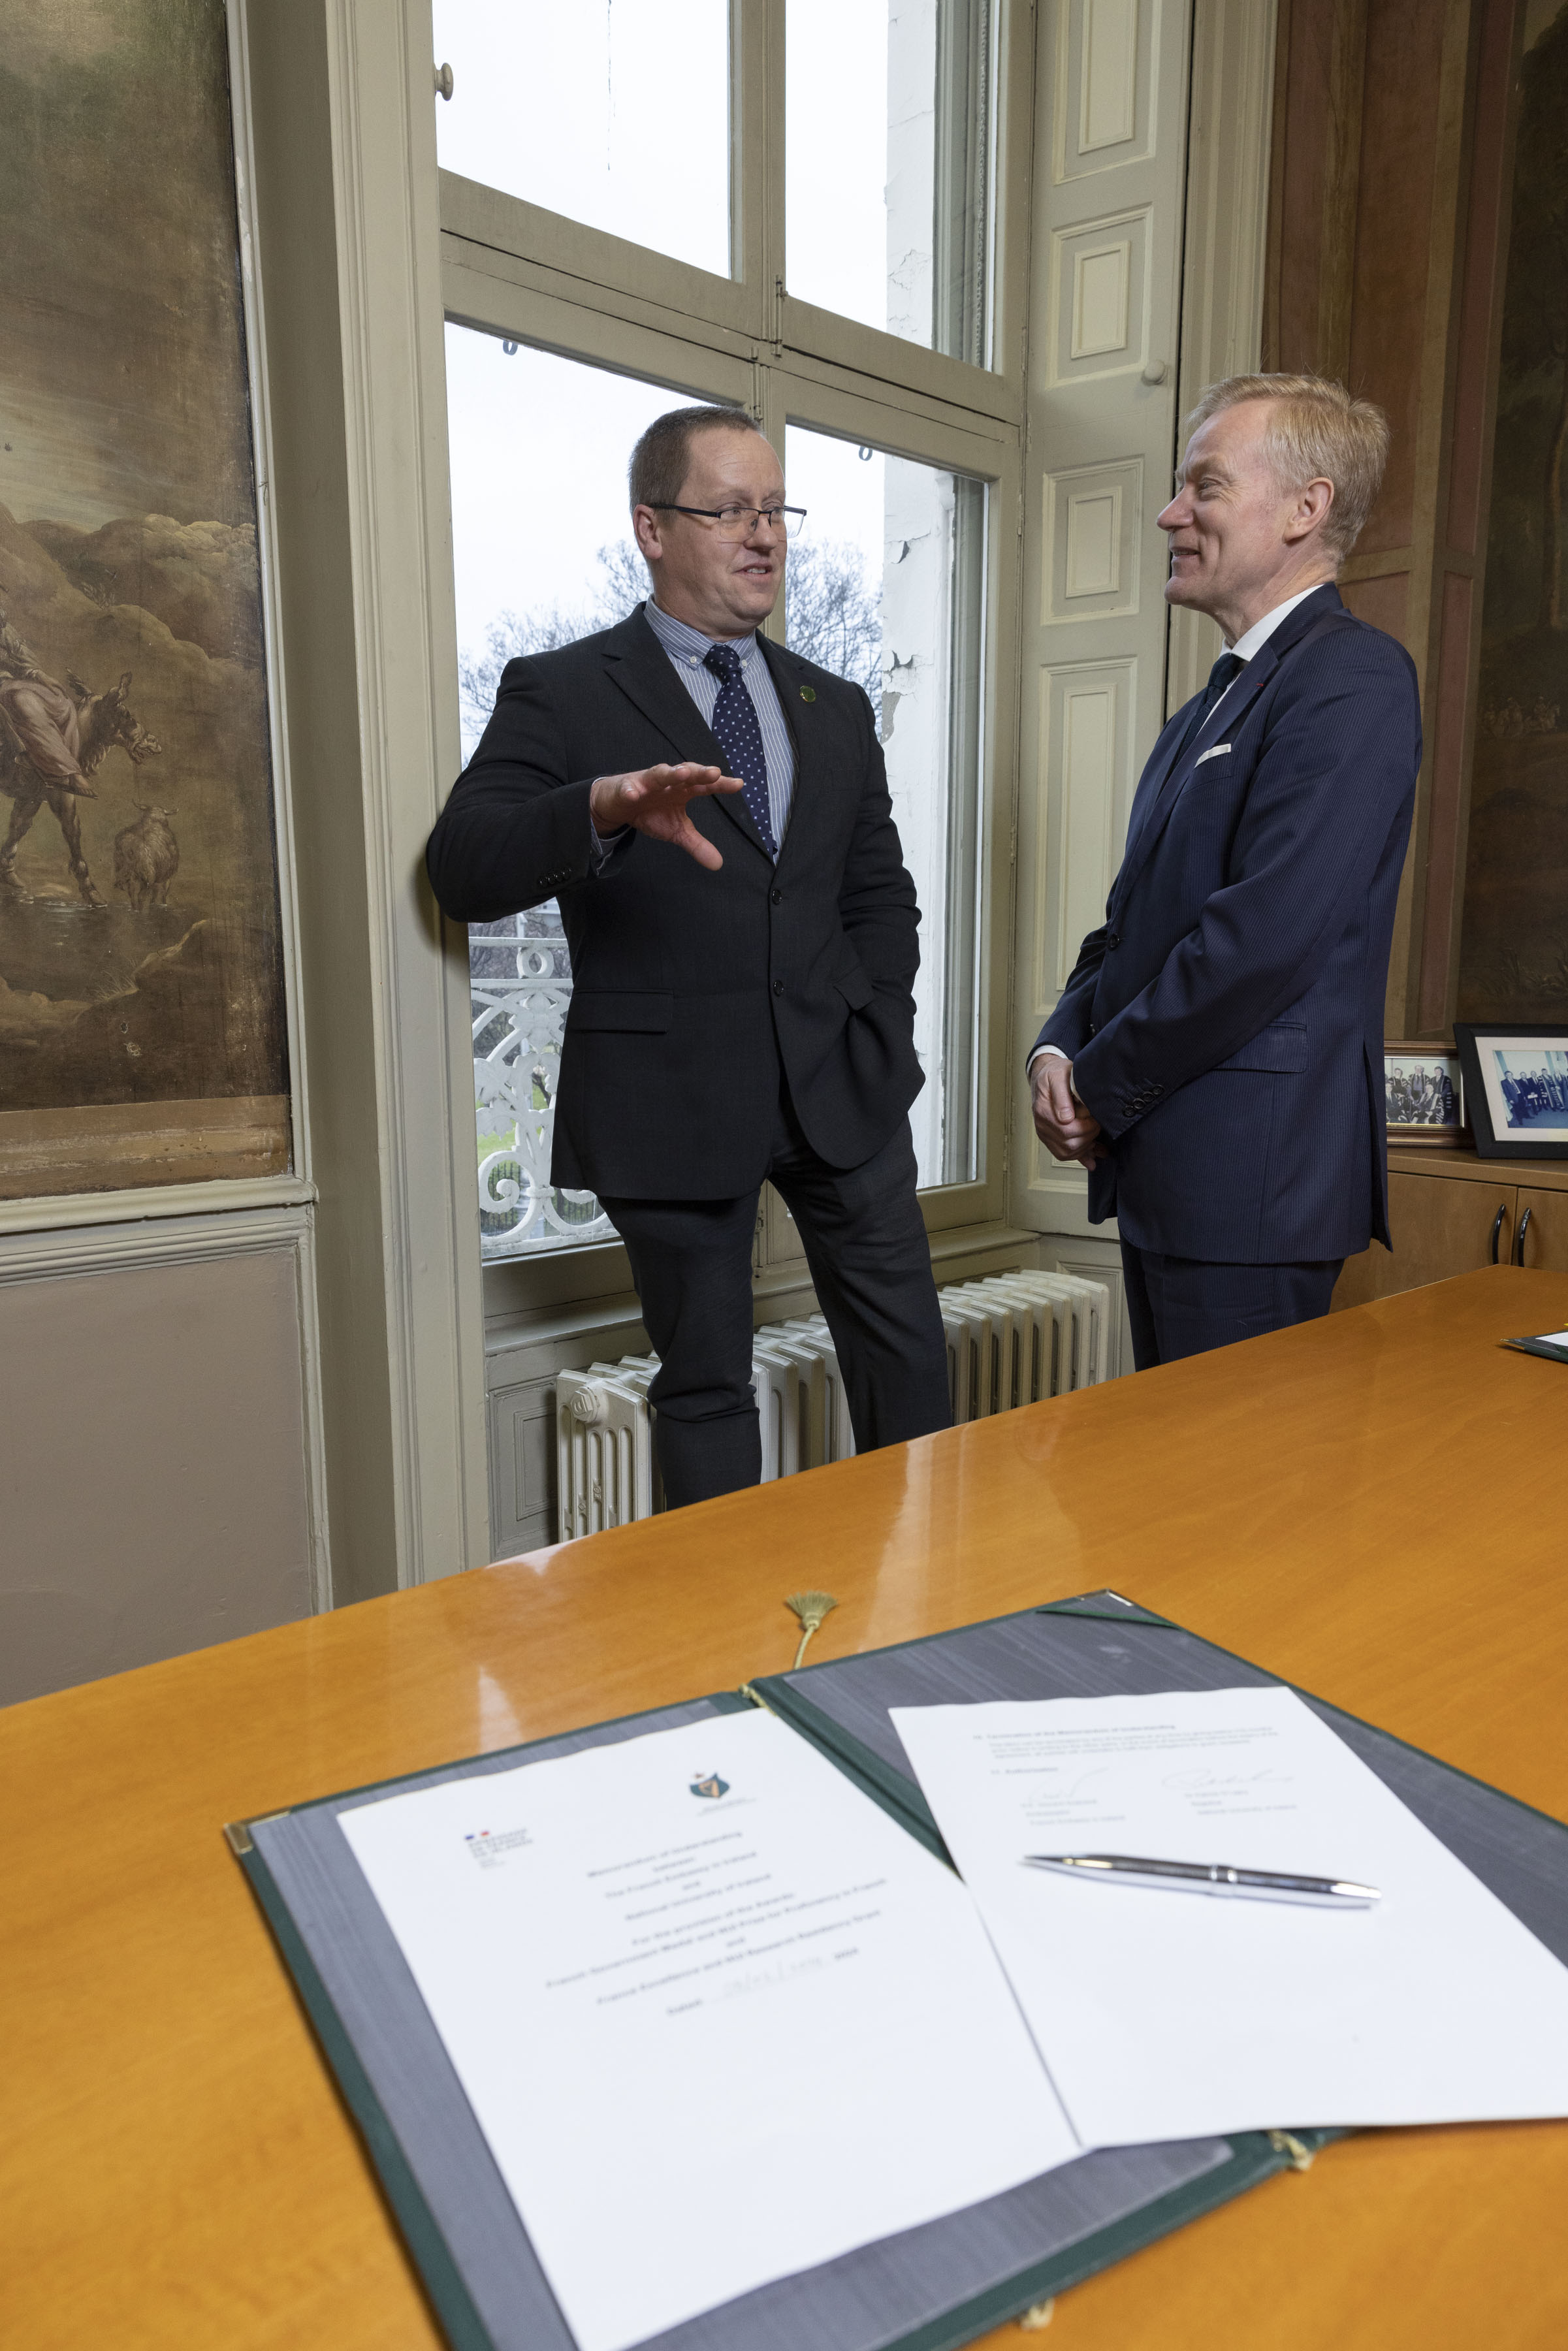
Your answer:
[1012,0,1194,1241]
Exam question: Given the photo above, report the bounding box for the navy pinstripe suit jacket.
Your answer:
[1033,584,1421,1263]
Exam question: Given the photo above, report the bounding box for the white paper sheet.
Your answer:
[891,1687,1568,2147]
[340,1708,1080,2351]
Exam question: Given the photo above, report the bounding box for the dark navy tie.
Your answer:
[1194,649,1245,735]
[1162,647,1246,781]
[703,643,776,858]
[1125,649,1247,868]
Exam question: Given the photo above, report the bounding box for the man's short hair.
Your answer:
[1185,374,1390,560]
[628,404,766,515]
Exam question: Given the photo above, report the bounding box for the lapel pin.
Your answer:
[799,686,816,703]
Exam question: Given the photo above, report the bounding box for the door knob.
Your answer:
[1490,1205,1506,1264]
[1512,1206,1533,1266]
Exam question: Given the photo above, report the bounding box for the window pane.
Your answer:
[433,0,731,280]
[784,426,985,1188]
[786,0,995,364]
[445,327,715,1260]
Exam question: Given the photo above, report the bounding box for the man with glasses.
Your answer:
[428,403,951,1508]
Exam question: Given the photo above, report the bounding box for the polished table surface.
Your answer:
[5,1266,1567,2351]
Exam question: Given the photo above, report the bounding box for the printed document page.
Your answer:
[891,1687,1568,2147]
[340,1707,1080,2351]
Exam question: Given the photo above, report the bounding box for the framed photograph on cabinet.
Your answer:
[1384,1042,1468,1147]
[1454,1024,1568,1160]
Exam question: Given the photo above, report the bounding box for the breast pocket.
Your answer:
[1215,1019,1308,1073]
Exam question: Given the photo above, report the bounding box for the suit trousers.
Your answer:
[600,1087,952,1509]
[1120,1243,1343,1373]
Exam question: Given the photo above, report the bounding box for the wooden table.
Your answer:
[5,1266,1567,2351]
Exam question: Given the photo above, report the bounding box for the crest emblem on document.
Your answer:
[690,1773,730,1800]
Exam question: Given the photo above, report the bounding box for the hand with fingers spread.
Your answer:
[1030,1052,1107,1168]
[589,760,745,872]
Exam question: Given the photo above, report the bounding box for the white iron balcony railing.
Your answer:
[470,908,615,1258]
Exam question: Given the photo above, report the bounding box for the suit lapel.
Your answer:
[1114,584,1346,906]
[757,635,812,871]
[600,606,771,860]
[1119,701,1204,871]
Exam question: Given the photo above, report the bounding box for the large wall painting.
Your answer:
[1457,3,1568,1024]
[0,0,288,1198]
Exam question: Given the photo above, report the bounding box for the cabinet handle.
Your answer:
[1490,1205,1507,1264]
[1513,1207,1532,1268]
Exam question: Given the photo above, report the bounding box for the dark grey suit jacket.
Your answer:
[426,606,924,1198]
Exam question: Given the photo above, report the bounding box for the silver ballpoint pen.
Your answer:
[1024,1852,1381,1907]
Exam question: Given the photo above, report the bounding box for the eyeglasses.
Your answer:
[652,503,807,541]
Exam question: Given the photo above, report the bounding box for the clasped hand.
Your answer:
[1030,1053,1106,1168]
[590,761,744,872]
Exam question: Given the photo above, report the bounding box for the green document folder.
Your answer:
[1504,1331,1568,1364]
[229,1590,1568,2351]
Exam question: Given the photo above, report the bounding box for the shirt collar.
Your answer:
[645,598,759,670]
[1225,583,1331,662]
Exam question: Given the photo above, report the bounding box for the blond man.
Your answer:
[1029,376,1420,1369]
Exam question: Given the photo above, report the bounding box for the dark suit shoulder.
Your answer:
[1313,598,1417,666]
[761,645,880,769]
[494,611,647,697]
[1273,604,1420,705]
[758,635,869,706]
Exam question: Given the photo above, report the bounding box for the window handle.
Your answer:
[1490,1205,1506,1264]
[1513,1206,1533,1267]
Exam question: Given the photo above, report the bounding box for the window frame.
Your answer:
[432,0,1033,1313]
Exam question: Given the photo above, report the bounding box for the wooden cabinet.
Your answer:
[1516,1187,1568,1273]
[1334,1154,1568,1309]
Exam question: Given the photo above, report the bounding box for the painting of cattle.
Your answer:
[0,0,289,1197]
[113,805,181,912]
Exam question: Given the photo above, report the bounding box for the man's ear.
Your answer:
[1287,477,1335,545]
[632,504,665,563]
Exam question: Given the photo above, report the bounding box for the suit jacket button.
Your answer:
[1107,932,1121,948]
[770,889,782,904]
[773,979,784,995]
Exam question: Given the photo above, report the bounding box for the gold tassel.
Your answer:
[784,1590,839,1669]
[1268,2128,1315,2171]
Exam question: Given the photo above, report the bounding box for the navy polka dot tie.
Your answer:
[703,643,776,859]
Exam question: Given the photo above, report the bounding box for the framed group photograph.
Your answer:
[1454,1023,1568,1161]
[1383,1042,1469,1147]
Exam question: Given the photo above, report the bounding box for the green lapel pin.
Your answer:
[799,685,816,703]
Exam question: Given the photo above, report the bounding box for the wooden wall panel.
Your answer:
[1341,571,1411,639]
[1264,0,1522,1036]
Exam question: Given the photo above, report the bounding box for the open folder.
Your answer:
[229,1591,1568,2351]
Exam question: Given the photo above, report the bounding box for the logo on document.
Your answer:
[464,1825,534,1868]
[690,1772,730,1800]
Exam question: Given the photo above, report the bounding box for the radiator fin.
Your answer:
[555,1271,1109,1541]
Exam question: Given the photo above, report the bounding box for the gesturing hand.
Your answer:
[1030,1054,1107,1168]
[590,762,744,872]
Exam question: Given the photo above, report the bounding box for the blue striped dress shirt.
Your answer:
[643,598,797,848]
